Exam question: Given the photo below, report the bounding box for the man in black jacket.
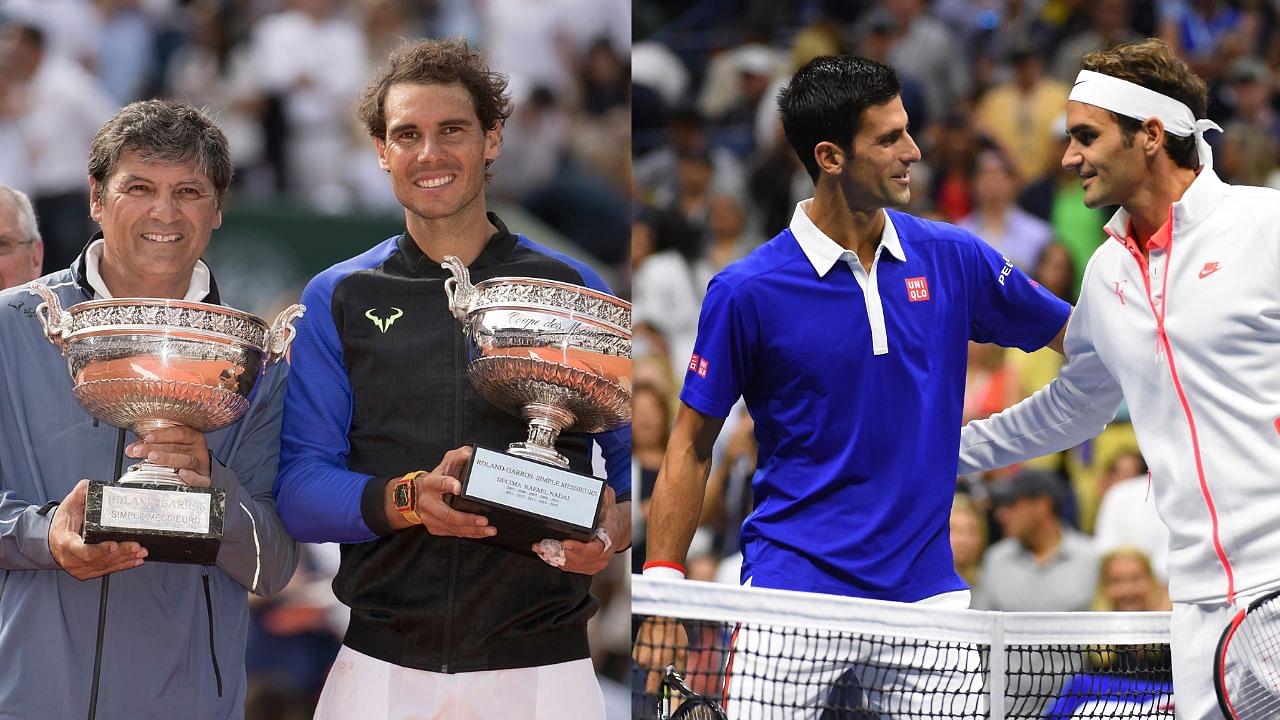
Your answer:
[273,39,631,718]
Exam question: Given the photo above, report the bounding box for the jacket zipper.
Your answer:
[1111,222,1237,604]
[201,574,224,697]
[440,320,465,673]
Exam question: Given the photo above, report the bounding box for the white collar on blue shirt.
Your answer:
[83,237,211,301]
[789,199,907,277]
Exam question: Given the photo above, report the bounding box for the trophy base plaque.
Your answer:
[83,480,225,565]
[447,446,604,558]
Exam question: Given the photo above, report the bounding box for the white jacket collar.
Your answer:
[1103,167,1227,242]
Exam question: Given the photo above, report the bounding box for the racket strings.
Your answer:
[1223,597,1280,719]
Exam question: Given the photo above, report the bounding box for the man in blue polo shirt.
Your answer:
[637,55,1070,716]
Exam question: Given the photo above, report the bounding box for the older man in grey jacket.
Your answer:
[0,100,298,719]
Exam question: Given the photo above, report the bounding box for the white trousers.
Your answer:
[313,645,605,720]
[1171,600,1233,720]
[725,590,984,720]
[1169,582,1280,720]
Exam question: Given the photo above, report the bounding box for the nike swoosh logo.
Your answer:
[1199,264,1221,279]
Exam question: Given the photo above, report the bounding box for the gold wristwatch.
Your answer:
[392,471,427,525]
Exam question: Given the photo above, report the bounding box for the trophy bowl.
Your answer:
[28,282,304,564]
[439,256,629,555]
[442,256,631,468]
[30,283,303,443]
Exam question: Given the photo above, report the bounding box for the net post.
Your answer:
[989,612,1006,720]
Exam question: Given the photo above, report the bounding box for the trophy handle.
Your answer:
[441,255,477,324]
[27,281,71,353]
[265,304,306,365]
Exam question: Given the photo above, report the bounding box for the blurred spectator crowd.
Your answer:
[0,0,631,281]
[627,0,1269,617]
[0,1,632,718]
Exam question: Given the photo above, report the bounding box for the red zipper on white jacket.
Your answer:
[1109,220,1237,604]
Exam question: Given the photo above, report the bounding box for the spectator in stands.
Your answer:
[631,208,712,381]
[963,341,1022,424]
[975,469,1100,611]
[634,107,746,215]
[634,382,672,574]
[671,148,715,233]
[1032,242,1077,303]
[927,112,980,222]
[975,40,1070,185]
[1094,450,1171,582]
[1092,547,1171,612]
[879,0,971,125]
[245,0,367,206]
[1157,0,1254,78]
[0,183,42,290]
[1050,0,1143,83]
[705,194,758,272]
[959,146,1054,270]
[1002,242,1077,412]
[165,0,266,186]
[1216,57,1280,187]
[951,493,989,587]
[94,0,157,105]
[0,20,114,274]
[702,409,756,561]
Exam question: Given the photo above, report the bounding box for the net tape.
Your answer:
[634,577,1174,720]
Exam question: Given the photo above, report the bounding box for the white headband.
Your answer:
[1069,69,1221,168]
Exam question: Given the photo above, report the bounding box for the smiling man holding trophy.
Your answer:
[0,100,300,719]
[273,38,631,719]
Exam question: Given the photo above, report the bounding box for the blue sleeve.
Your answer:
[273,273,381,544]
[965,233,1071,351]
[678,276,755,418]
[596,426,631,500]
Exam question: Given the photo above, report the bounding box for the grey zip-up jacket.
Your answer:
[0,254,299,719]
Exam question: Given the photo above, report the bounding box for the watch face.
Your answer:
[394,480,413,511]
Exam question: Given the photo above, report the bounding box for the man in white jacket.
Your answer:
[959,39,1280,720]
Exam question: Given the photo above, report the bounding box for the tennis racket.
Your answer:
[1215,589,1280,719]
[660,664,727,720]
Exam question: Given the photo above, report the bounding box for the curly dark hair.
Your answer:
[357,38,513,140]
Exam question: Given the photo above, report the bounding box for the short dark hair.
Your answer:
[776,55,901,182]
[87,100,233,208]
[357,38,513,140]
[1081,39,1209,170]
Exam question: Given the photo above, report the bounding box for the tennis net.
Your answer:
[633,576,1174,719]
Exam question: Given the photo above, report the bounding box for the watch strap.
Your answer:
[393,471,427,525]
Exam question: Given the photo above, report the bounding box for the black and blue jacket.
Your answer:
[273,215,630,672]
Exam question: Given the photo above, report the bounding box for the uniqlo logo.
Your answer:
[688,353,709,378]
[905,276,930,302]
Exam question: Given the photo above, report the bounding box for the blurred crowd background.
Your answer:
[629,0,1279,628]
[0,0,630,305]
[0,1,631,718]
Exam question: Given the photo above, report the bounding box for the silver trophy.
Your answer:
[441,256,630,553]
[29,282,304,564]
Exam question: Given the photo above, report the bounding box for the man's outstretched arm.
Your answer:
[961,300,1121,474]
[634,402,726,693]
[644,403,725,573]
